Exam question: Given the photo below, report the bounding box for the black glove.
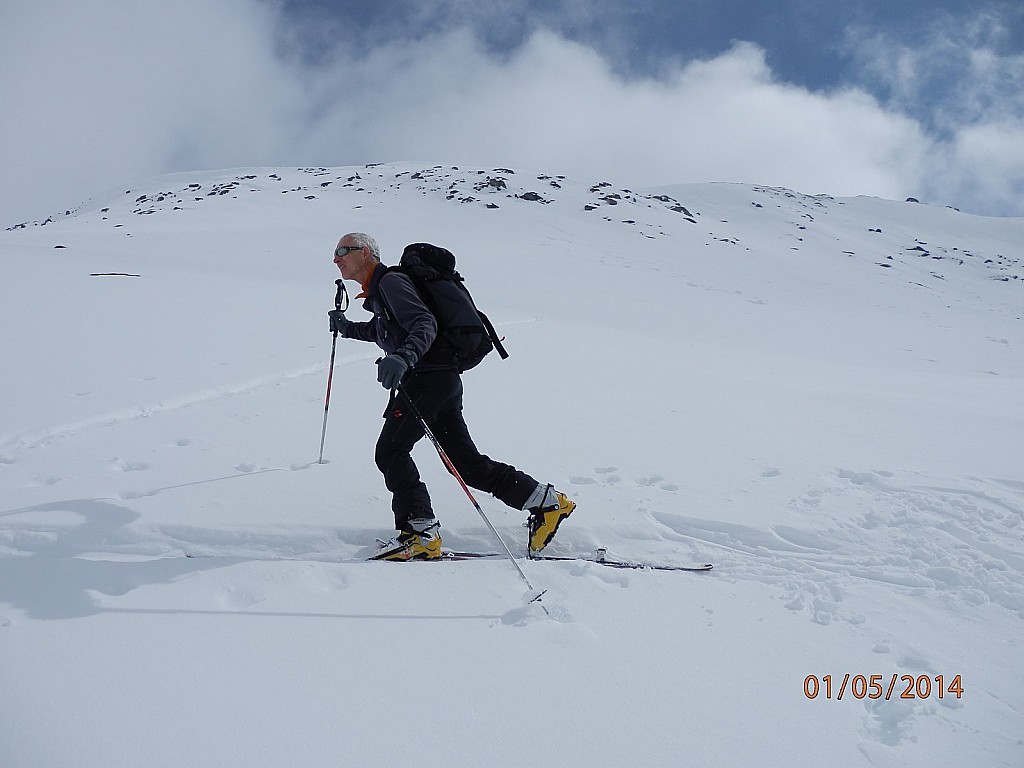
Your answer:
[376,348,416,389]
[328,309,350,335]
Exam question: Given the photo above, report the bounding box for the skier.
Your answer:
[328,232,575,560]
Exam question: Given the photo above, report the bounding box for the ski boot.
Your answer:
[372,519,443,561]
[526,485,575,553]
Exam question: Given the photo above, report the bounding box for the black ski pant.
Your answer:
[374,370,538,531]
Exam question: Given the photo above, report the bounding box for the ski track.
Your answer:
[652,470,1024,621]
[646,469,1024,749]
[0,354,375,453]
[0,318,530,456]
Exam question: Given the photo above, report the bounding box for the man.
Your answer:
[329,232,575,560]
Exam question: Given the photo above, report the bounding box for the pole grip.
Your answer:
[334,279,348,311]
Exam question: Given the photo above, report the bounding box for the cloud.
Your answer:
[0,0,1019,224]
[0,0,306,223]
[304,30,930,201]
[845,6,1024,215]
[928,120,1024,215]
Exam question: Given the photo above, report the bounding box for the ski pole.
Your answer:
[393,381,543,600]
[318,279,348,464]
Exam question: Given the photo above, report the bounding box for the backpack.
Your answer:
[387,242,508,373]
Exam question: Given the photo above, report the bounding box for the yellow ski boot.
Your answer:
[372,520,442,561]
[527,487,575,553]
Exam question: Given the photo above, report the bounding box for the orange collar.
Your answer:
[355,262,379,299]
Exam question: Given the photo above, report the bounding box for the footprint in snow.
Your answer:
[220,587,265,611]
[570,466,621,485]
[864,698,916,747]
[113,459,150,473]
[636,474,679,492]
[595,466,622,484]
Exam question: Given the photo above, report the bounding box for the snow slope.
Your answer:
[2,163,1023,767]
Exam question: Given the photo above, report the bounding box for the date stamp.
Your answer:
[803,674,963,701]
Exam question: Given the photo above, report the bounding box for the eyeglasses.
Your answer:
[334,245,364,259]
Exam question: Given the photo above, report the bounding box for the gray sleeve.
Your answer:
[378,272,437,363]
[343,319,378,344]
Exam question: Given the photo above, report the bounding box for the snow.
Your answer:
[2,163,1023,767]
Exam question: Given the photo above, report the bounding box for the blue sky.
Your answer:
[2,0,1023,222]
[284,0,1021,91]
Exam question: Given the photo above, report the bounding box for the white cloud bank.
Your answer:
[845,9,1024,216]
[1,0,1021,224]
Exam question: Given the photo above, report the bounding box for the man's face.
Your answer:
[333,238,370,282]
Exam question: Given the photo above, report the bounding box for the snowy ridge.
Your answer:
[2,162,1023,767]
[13,162,1021,286]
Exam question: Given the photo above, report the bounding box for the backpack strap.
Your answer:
[452,279,509,360]
[476,308,509,360]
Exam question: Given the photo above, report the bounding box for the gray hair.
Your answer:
[346,232,380,262]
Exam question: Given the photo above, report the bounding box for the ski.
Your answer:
[184,549,713,571]
[530,553,712,572]
[444,549,713,572]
